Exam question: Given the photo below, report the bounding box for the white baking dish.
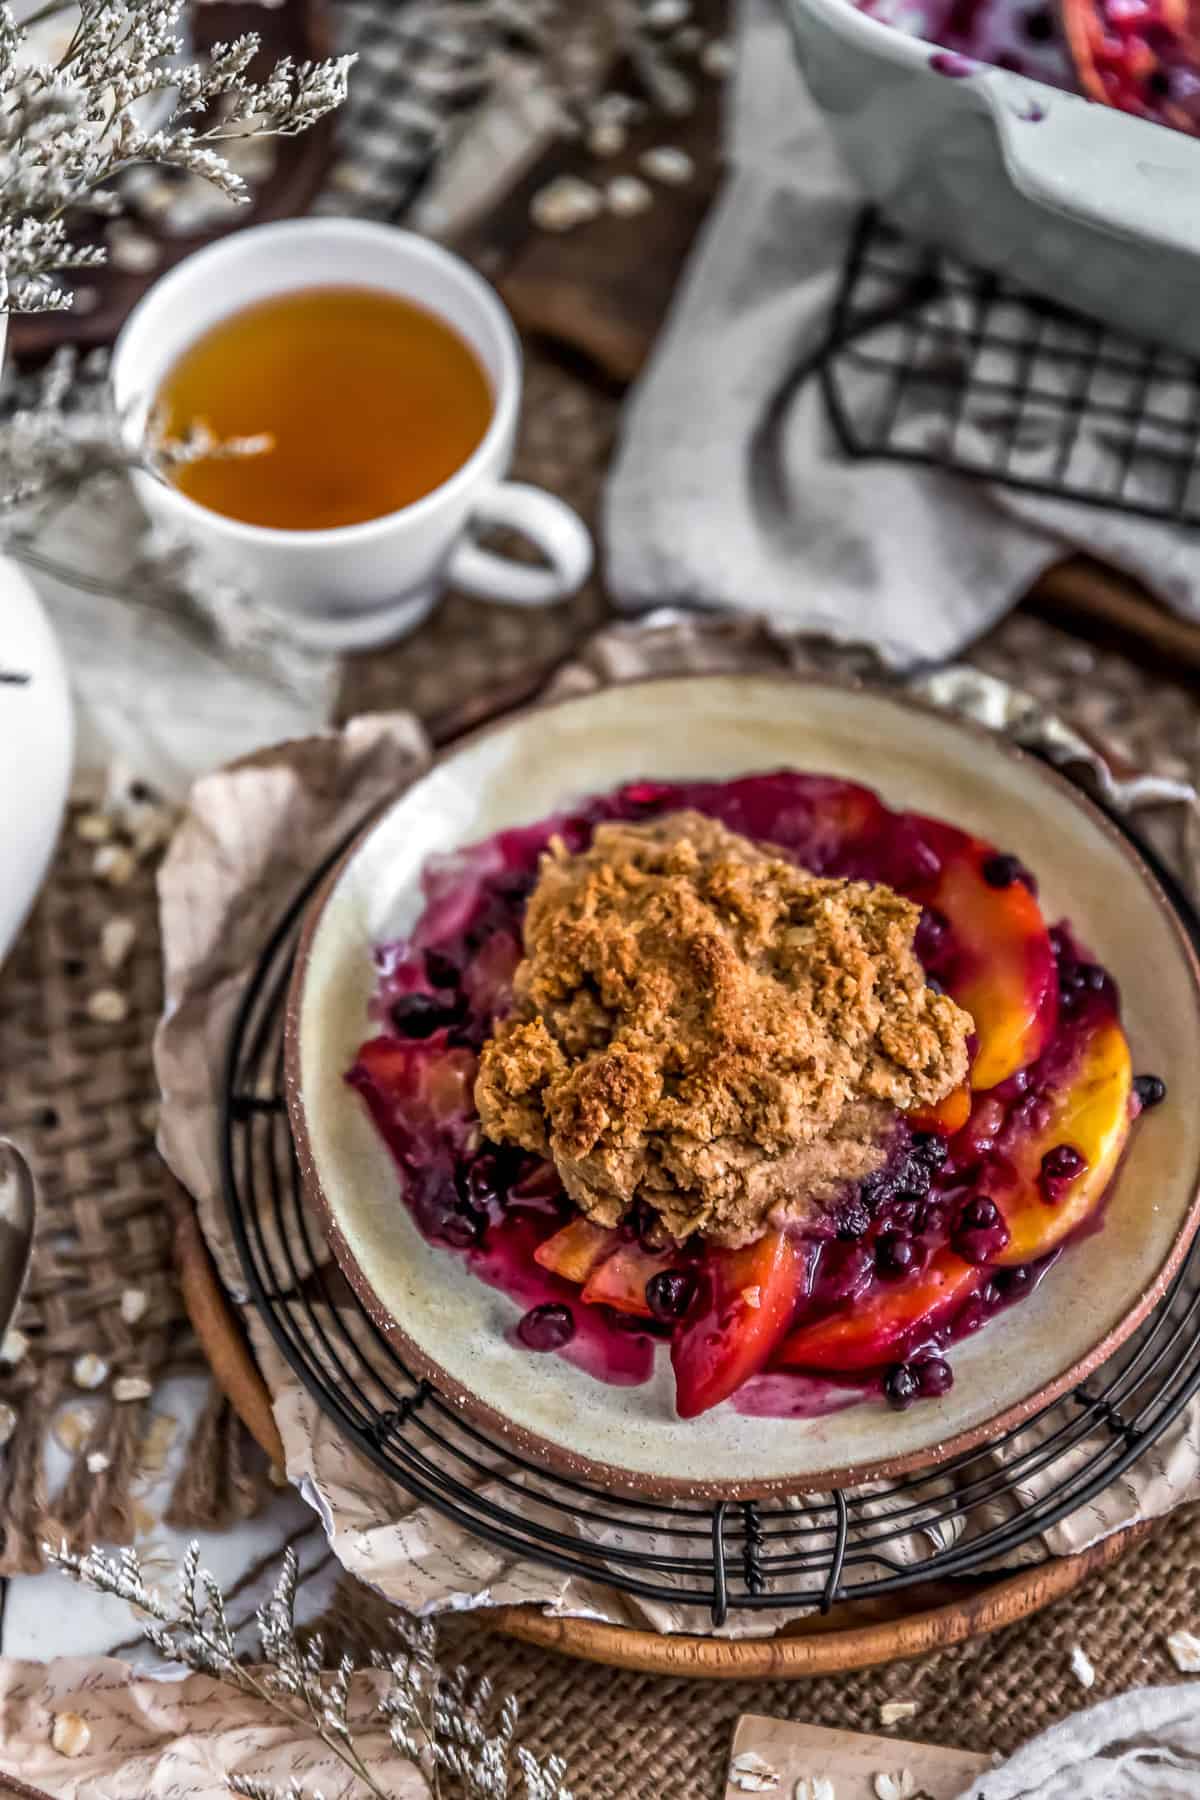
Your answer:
[782,0,1200,358]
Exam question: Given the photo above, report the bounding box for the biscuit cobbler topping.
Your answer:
[348,771,1162,1421]
[476,812,971,1247]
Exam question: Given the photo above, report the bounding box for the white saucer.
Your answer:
[0,559,74,967]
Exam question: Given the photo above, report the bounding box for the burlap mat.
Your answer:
[4,344,1200,1773]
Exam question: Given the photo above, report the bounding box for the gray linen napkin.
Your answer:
[960,1683,1200,1798]
[604,0,1200,666]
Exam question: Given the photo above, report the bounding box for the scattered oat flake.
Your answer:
[140,1101,160,1136]
[879,1700,919,1726]
[645,0,691,25]
[107,223,159,273]
[120,1286,148,1326]
[607,174,652,217]
[701,37,734,76]
[640,145,695,184]
[93,844,136,887]
[1167,1629,1200,1672]
[139,1413,178,1474]
[1070,1645,1096,1688]
[732,1754,779,1792]
[51,1713,91,1758]
[72,1353,109,1391]
[101,916,136,970]
[74,811,112,843]
[53,1406,96,1451]
[0,1402,16,1446]
[114,1376,153,1403]
[873,1775,916,1800]
[0,1327,28,1366]
[86,1449,111,1474]
[588,119,626,157]
[530,175,603,233]
[131,1497,158,1536]
[795,1781,836,1800]
[87,987,128,1024]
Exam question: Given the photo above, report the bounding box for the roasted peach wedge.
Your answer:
[990,1015,1133,1267]
[533,1217,618,1286]
[918,826,1058,1091]
[671,1230,805,1419]
[774,1248,981,1374]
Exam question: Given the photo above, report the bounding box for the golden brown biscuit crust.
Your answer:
[475,811,971,1246]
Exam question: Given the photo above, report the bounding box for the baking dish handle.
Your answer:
[984,79,1200,258]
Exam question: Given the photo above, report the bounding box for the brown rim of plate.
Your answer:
[283,670,1200,1502]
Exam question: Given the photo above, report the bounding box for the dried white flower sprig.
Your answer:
[47,1539,574,1800]
[0,0,353,314]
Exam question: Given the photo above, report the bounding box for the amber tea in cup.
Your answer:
[155,285,494,531]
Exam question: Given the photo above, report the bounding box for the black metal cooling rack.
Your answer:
[220,789,1200,1628]
[820,210,1200,527]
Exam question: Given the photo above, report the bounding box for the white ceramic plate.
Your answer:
[0,559,73,970]
[288,675,1200,1498]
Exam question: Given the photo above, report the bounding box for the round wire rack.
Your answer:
[220,786,1200,1629]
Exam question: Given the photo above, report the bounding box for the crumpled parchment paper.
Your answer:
[154,613,1200,1638]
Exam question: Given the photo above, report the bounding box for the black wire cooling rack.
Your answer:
[221,786,1200,1629]
[820,211,1200,527]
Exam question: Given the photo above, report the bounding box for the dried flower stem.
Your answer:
[47,1539,574,1800]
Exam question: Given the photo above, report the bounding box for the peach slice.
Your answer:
[991,1016,1133,1267]
[582,1241,676,1316]
[534,1218,619,1285]
[774,1248,981,1373]
[908,1082,971,1137]
[671,1230,805,1418]
[924,830,1057,1091]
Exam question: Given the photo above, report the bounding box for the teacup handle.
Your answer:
[448,482,594,607]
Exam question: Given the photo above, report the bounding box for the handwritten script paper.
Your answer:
[0,1656,427,1800]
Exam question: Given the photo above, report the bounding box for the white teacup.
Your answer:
[110,219,594,651]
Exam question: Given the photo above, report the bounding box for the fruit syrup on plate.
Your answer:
[347,772,1166,1422]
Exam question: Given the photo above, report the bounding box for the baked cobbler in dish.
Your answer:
[347,772,1160,1419]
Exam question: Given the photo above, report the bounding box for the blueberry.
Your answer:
[423,948,461,990]
[517,1303,575,1351]
[1022,6,1055,39]
[645,1269,696,1321]
[875,1231,919,1279]
[982,854,1020,888]
[884,1363,920,1410]
[413,1184,483,1249]
[1039,1143,1086,1203]
[961,1197,999,1230]
[996,1264,1035,1300]
[915,908,950,966]
[836,1198,872,1240]
[915,1356,953,1397]
[1134,1073,1167,1110]
[912,1132,949,1169]
[390,992,454,1039]
[458,1153,505,1210]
